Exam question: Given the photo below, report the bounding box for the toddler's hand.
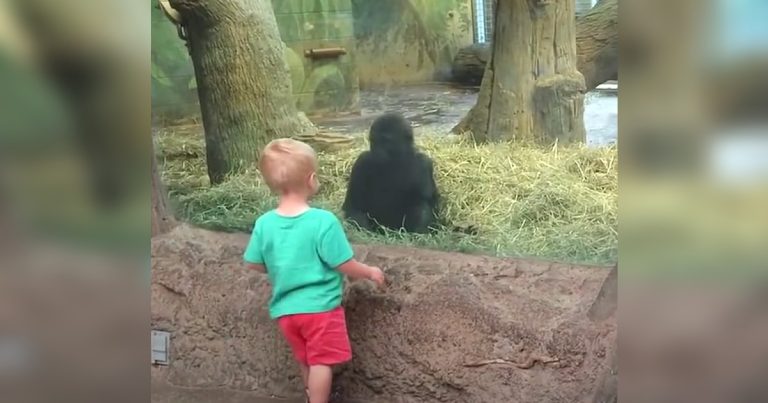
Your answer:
[368,266,386,288]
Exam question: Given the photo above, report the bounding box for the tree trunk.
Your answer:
[576,0,618,91]
[152,144,177,237]
[450,0,618,93]
[454,0,586,144]
[169,0,316,185]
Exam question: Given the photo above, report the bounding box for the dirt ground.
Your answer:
[151,225,616,402]
[314,83,617,146]
[312,84,478,135]
[156,83,618,147]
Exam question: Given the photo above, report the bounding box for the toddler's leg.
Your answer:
[299,363,310,401]
[307,364,333,403]
[277,316,312,400]
[302,307,352,403]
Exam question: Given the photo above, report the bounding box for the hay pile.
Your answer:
[155,129,617,264]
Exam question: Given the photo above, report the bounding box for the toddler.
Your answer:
[243,138,385,403]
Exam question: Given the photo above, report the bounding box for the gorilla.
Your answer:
[342,113,439,234]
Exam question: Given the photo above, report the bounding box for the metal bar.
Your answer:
[304,47,348,59]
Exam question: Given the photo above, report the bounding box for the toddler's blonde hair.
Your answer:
[259,138,317,193]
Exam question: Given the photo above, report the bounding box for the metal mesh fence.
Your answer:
[476,0,595,43]
[483,0,495,41]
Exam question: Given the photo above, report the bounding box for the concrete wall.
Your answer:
[274,0,360,116]
[151,0,361,120]
[151,1,198,120]
[151,0,475,119]
[352,0,474,87]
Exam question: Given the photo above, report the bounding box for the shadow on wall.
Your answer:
[352,0,474,87]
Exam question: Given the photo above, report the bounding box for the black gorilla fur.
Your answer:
[342,113,439,233]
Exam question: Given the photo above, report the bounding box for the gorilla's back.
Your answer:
[350,150,433,229]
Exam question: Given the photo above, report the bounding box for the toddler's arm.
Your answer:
[337,259,385,287]
[245,262,266,273]
[243,221,265,273]
[317,213,385,287]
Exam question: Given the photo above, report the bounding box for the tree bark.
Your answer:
[169,0,316,185]
[454,0,586,144]
[576,0,618,91]
[450,0,618,93]
[152,143,177,237]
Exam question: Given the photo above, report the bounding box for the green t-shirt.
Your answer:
[243,208,354,319]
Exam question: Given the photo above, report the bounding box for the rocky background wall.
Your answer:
[151,0,475,121]
[151,225,617,402]
[275,0,360,116]
[352,0,473,87]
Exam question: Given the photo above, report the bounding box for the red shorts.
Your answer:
[276,306,352,366]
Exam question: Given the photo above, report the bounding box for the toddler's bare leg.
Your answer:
[299,363,310,401]
[299,363,309,387]
[307,364,332,403]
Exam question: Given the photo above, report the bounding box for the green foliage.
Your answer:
[156,128,618,265]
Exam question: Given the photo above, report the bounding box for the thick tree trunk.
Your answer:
[169,0,316,185]
[576,0,618,91]
[455,0,586,144]
[450,0,618,93]
[152,144,176,237]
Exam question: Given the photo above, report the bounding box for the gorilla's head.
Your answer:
[368,112,415,156]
